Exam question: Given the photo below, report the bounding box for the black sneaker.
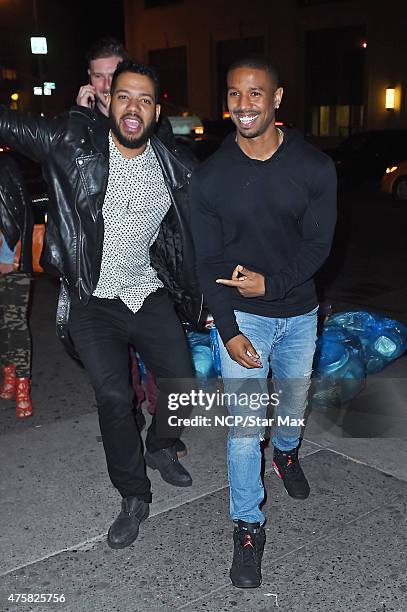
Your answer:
[230,520,266,588]
[145,445,192,487]
[107,496,150,549]
[273,445,310,499]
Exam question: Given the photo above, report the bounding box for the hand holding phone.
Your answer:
[76,84,96,109]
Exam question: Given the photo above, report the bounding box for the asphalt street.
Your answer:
[0,189,407,611]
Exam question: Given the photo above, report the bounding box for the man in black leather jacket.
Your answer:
[76,38,190,459]
[0,59,202,549]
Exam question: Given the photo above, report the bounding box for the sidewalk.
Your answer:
[1,278,406,611]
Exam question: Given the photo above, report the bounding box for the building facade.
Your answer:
[124,0,407,144]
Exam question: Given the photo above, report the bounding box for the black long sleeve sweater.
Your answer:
[189,128,337,344]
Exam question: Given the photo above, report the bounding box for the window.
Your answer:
[305,26,366,137]
[1,67,17,80]
[311,105,363,137]
[149,46,188,109]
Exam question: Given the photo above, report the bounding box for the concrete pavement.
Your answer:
[1,276,407,612]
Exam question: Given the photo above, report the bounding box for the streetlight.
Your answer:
[30,36,48,55]
[10,92,19,110]
[30,0,47,113]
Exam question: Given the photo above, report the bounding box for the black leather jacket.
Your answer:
[0,154,33,273]
[0,106,202,352]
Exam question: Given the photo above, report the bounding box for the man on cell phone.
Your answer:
[76,37,127,126]
[76,37,178,149]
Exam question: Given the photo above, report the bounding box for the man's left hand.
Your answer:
[216,265,265,298]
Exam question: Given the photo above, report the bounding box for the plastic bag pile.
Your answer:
[311,311,407,409]
[186,311,407,410]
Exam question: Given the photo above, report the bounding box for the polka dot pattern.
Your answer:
[93,133,171,312]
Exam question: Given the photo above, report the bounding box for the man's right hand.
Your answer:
[225,334,262,369]
[76,84,96,109]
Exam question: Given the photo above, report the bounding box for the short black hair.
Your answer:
[227,55,280,88]
[111,59,160,102]
[86,37,128,65]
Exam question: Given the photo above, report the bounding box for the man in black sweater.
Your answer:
[190,56,337,588]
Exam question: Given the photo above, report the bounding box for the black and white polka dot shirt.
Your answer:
[93,133,171,312]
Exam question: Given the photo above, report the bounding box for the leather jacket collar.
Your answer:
[71,106,192,191]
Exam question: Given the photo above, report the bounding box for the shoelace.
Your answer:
[283,454,302,476]
[240,533,257,566]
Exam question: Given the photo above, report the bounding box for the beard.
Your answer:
[109,111,156,149]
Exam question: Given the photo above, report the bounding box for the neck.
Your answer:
[111,131,148,159]
[97,103,109,117]
[236,125,282,161]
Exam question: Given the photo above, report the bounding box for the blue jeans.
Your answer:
[218,307,318,524]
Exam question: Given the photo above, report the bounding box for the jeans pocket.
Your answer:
[305,305,319,316]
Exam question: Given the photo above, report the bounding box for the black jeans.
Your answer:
[68,289,194,501]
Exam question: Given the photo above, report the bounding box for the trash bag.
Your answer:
[187,331,215,379]
[208,326,222,377]
[325,311,407,374]
[311,327,366,410]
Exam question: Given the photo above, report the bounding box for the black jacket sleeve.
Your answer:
[0,107,56,164]
[264,156,337,300]
[189,173,240,344]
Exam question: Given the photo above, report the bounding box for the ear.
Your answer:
[155,103,161,122]
[274,87,284,110]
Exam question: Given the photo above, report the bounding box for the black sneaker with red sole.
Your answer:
[273,445,310,499]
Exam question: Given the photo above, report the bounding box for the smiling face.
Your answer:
[109,71,161,155]
[88,55,122,114]
[227,66,283,140]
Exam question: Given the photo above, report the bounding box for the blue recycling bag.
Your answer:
[312,311,407,409]
[325,311,407,374]
[312,327,366,409]
[187,331,215,379]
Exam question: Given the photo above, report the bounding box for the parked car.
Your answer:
[167,114,204,137]
[167,115,229,162]
[325,130,407,185]
[381,161,407,201]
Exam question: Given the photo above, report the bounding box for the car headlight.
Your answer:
[194,126,204,135]
[386,166,398,174]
